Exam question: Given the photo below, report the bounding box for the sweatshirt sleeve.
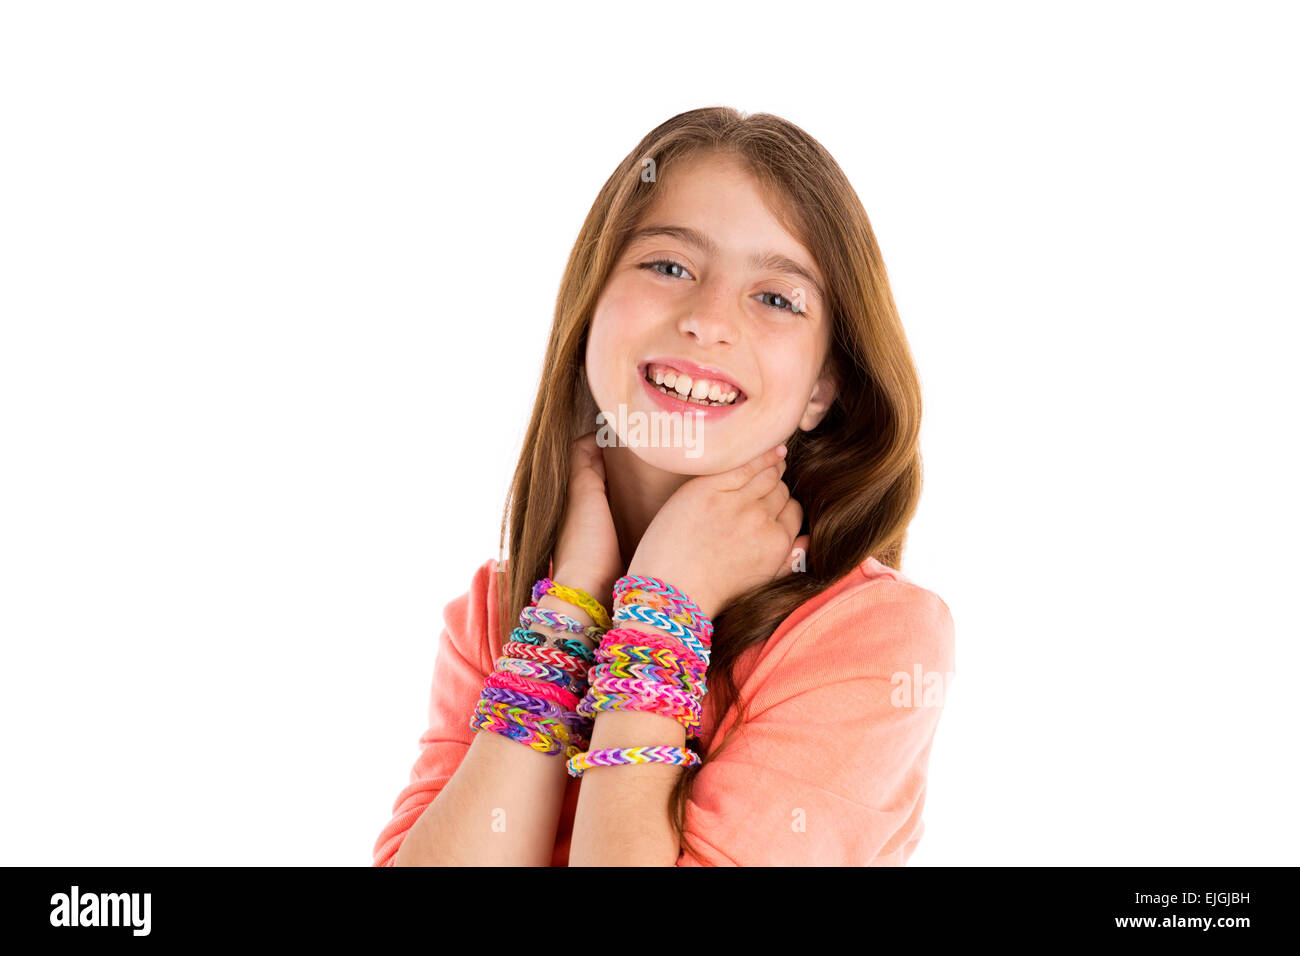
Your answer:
[371,558,498,867]
[675,580,956,866]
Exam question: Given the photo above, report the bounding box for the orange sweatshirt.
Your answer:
[373,555,955,866]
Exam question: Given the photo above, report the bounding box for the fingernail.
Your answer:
[777,444,787,458]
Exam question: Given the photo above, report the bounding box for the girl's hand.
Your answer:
[552,432,623,600]
[626,444,809,622]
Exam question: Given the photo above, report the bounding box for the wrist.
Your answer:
[623,567,718,623]
[552,566,617,602]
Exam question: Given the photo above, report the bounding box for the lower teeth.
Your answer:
[650,380,733,406]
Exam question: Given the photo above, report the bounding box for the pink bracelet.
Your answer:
[485,670,582,710]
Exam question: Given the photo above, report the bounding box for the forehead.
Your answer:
[640,152,799,238]
[630,153,827,302]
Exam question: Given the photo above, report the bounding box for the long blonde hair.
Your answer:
[495,106,925,862]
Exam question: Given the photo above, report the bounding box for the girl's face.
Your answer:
[585,151,837,473]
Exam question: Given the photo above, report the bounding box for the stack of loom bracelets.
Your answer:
[578,628,707,733]
[522,577,610,678]
[468,578,612,761]
[566,574,714,778]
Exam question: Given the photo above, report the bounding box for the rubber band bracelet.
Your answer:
[532,578,612,630]
[615,587,698,629]
[615,588,709,635]
[596,638,707,681]
[596,628,707,672]
[598,661,706,695]
[579,663,703,730]
[512,624,598,666]
[613,575,713,642]
[579,685,702,734]
[485,669,583,710]
[494,656,587,696]
[612,604,710,666]
[502,639,593,678]
[566,745,701,778]
[585,672,701,711]
[519,607,605,647]
[595,628,708,685]
[473,695,582,743]
[470,618,598,761]
[471,700,585,761]
[477,684,588,736]
[612,602,697,642]
[580,628,709,729]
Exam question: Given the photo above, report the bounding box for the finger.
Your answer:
[736,449,788,499]
[745,460,787,500]
[771,496,804,577]
[590,442,607,482]
[572,432,599,475]
[776,496,803,542]
[717,443,787,491]
[758,476,791,519]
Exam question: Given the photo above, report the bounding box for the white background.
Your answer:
[2,1,1296,866]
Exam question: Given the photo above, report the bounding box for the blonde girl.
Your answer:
[374,106,955,867]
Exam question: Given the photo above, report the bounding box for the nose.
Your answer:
[677,276,739,346]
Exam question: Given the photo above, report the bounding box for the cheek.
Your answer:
[588,285,654,355]
[598,281,656,328]
[585,299,637,400]
[757,353,820,416]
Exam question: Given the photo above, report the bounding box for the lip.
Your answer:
[637,362,747,416]
[639,357,747,399]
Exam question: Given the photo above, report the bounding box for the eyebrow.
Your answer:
[627,224,826,304]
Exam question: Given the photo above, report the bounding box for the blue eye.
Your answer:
[640,258,693,280]
[756,291,802,315]
[639,259,807,316]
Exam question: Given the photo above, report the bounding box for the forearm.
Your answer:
[392,720,569,866]
[392,593,600,866]
[568,618,688,867]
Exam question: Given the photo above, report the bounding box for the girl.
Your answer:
[373,106,955,866]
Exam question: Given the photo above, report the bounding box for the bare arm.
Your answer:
[568,617,687,866]
[391,585,604,866]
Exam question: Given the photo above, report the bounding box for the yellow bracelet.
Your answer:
[541,582,613,630]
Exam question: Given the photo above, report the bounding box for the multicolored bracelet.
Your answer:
[476,685,589,739]
[579,670,703,728]
[615,587,699,630]
[613,575,713,642]
[519,606,605,648]
[502,639,592,678]
[566,745,701,778]
[598,629,706,671]
[493,656,587,697]
[472,697,586,760]
[511,624,598,666]
[597,660,707,696]
[485,668,583,710]
[613,603,711,666]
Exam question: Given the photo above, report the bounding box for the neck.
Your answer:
[601,443,693,571]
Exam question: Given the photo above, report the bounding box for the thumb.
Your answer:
[574,431,607,482]
[778,534,811,578]
[588,439,607,483]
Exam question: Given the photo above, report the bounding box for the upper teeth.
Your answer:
[646,363,740,406]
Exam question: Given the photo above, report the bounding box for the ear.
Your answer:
[797,368,837,432]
